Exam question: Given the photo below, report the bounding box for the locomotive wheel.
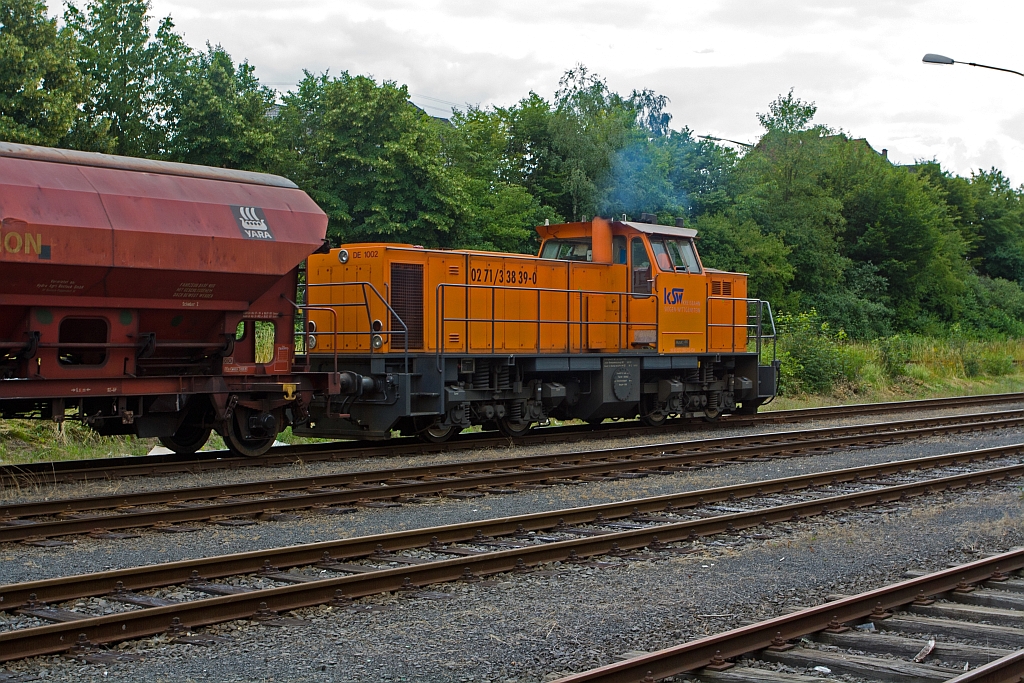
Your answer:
[158,422,212,455]
[639,395,667,427]
[498,417,532,438]
[703,405,722,422]
[418,422,459,443]
[222,408,276,457]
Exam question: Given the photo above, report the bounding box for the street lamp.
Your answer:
[922,53,1024,78]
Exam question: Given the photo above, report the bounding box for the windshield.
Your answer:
[540,239,593,261]
[650,237,701,273]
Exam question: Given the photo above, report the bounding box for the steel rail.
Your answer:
[4,410,1024,542]
[0,456,1022,662]
[6,407,1023,518]
[3,392,1022,485]
[4,443,1021,607]
[943,650,1024,683]
[551,548,1024,683]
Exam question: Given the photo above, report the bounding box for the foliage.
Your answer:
[65,0,189,156]
[0,0,101,146]
[277,71,467,247]
[5,3,1024,347]
[161,44,280,171]
[756,88,817,133]
[875,335,911,379]
[774,310,857,395]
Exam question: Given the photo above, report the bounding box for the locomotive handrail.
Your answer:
[284,298,339,376]
[434,282,658,372]
[301,281,409,373]
[706,296,777,359]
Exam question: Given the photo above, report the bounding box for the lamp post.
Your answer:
[922,53,1024,78]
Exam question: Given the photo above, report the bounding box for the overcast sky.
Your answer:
[152,0,1024,183]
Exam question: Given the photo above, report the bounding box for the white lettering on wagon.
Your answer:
[173,282,216,299]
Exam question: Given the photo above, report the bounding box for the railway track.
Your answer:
[0,446,1021,664]
[4,408,1024,543]
[3,392,1023,486]
[554,551,1024,683]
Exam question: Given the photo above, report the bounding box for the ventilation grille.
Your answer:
[448,332,461,345]
[390,262,424,349]
[448,264,460,276]
[711,280,733,297]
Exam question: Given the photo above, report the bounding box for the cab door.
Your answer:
[657,270,706,353]
[627,237,657,348]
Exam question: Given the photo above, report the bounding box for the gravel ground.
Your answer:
[2,423,1023,585]
[0,413,1023,683]
[2,487,1021,683]
[3,401,1022,506]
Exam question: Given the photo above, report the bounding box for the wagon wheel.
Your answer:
[498,416,532,438]
[639,394,667,427]
[416,419,459,443]
[159,398,213,455]
[159,422,212,455]
[222,407,276,457]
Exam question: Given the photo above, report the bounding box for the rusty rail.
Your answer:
[0,454,1022,661]
[552,548,1024,682]
[3,391,1023,486]
[3,409,1024,542]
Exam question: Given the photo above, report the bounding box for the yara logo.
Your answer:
[664,287,685,304]
[231,205,274,241]
[238,206,266,228]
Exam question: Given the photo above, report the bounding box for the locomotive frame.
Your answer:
[296,218,779,442]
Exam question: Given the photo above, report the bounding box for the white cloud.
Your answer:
[152,0,1024,183]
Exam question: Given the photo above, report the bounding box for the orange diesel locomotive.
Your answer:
[296,217,778,441]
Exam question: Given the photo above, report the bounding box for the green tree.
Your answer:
[0,0,98,146]
[441,106,555,253]
[65,0,190,157]
[832,145,968,328]
[278,71,467,247]
[162,45,279,171]
[756,88,817,133]
[693,212,794,301]
[730,128,847,297]
[549,65,636,220]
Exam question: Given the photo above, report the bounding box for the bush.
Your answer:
[981,351,1015,376]
[875,335,911,379]
[775,310,849,395]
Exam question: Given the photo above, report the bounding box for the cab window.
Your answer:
[631,238,652,294]
[612,235,627,264]
[650,237,701,273]
[540,239,592,261]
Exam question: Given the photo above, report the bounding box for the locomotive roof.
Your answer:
[620,221,698,238]
[0,141,299,189]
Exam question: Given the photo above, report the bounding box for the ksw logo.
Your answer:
[231,206,275,241]
[664,287,686,304]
